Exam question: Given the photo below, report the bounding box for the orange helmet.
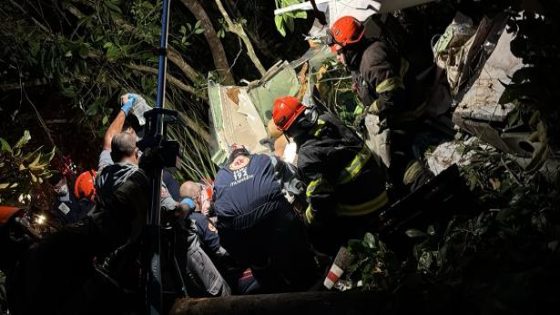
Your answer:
[0,205,22,225]
[272,96,306,131]
[329,16,365,48]
[74,170,96,201]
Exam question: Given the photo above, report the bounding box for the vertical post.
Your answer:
[145,0,171,314]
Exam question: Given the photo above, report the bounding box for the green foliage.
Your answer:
[0,0,216,181]
[343,233,399,291]
[500,5,560,148]
[274,0,308,37]
[0,131,55,206]
[175,20,204,48]
[315,59,364,126]
[340,140,560,311]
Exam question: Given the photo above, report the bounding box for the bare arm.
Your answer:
[103,110,126,150]
[103,94,136,150]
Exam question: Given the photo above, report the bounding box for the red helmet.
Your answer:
[329,16,365,48]
[272,96,306,131]
[0,206,22,225]
[74,170,96,201]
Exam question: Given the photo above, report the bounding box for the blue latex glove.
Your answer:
[120,93,138,115]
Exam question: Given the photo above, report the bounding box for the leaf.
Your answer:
[85,105,98,116]
[0,138,12,153]
[363,232,376,249]
[102,115,109,125]
[44,146,56,164]
[291,10,307,19]
[275,15,286,37]
[0,183,9,190]
[61,87,77,97]
[14,130,31,150]
[405,229,428,239]
[284,14,295,32]
[78,45,90,58]
[28,152,42,168]
[105,45,120,60]
[105,1,122,14]
[30,41,40,57]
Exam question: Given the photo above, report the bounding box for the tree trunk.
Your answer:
[170,291,389,315]
[179,0,235,85]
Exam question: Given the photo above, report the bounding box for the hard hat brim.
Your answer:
[280,104,306,131]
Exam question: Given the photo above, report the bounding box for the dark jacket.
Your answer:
[349,38,430,127]
[90,162,150,252]
[295,112,388,223]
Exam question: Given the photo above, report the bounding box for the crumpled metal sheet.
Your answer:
[208,84,269,165]
[453,25,523,123]
[450,17,542,158]
[426,139,477,175]
[208,62,305,165]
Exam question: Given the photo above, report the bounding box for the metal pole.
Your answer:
[145,0,171,313]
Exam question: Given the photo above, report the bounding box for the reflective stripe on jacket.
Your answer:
[296,112,388,222]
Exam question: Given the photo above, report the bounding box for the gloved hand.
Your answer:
[120,93,139,115]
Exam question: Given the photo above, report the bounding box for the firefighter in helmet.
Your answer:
[272,96,389,255]
[327,15,434,196]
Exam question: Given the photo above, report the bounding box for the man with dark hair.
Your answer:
[213,144,320,293]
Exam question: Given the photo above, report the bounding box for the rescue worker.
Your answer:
[49,171,90,225]
[72,169,96,218]
[94,133,230,297]
[213,144,320,293]
[327,15,434,195]
[178,180,259,292]
[100,92,181,200]
[179,181,223,255]
[272,96,389,255]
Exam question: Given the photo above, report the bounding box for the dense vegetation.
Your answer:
[1,0,559,313]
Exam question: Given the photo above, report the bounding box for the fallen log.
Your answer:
[170,290,388,315]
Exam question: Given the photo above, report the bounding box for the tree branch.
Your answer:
[8,0,51,34]
[126,63,206,101]
[214,0,266,76]
[62,2,85,19]
[63,2,204,87]
[168,46,204,84]
[178,0,234,85]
